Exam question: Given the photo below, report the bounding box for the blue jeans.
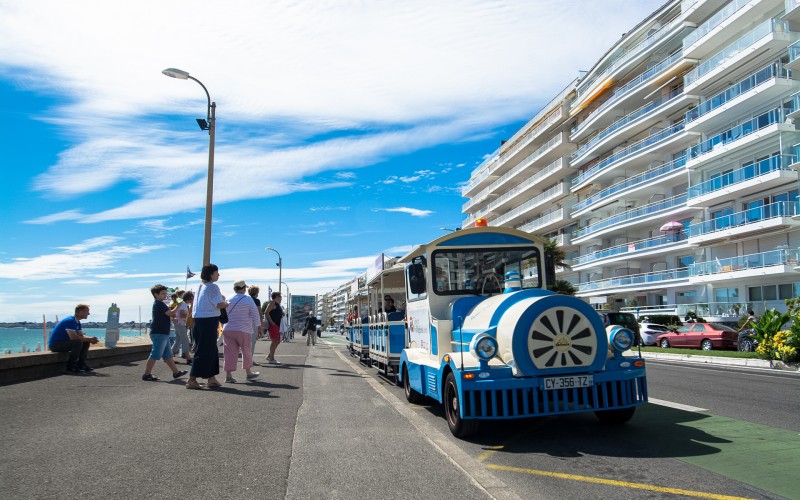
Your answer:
[149,334,173,360]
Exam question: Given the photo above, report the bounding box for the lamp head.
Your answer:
[162,68,190,79]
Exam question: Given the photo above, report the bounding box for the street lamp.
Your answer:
[265,247,282,299]
[281,282,291,331]
[162,67,216,266]
[440,227,460,232]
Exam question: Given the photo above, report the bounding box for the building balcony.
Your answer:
[786,0,800,23]
[486,164,567,216]
[619,301,753,322]
[493,183,566,228]
[686,107,794,169]
[788,39,800,71]
[684,18,795,94]
[683,0,784,60]
[576,268,690,296]
[572,193,691,244]
[571,50,696,141]
[571,155,688,217]
[685,63,796,132]
[573,233,690,271]
[687,154,799,206]
[687,200,800,244]
[689,248,799,284]
[572,121,690,190]
[515,208,565,234]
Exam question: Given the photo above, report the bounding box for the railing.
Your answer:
[790,40,800,66]
[572,121,685,185]
[687,107,784,161]
[487,162,564,213]
[494,184,565,227]
[572,50,684,137]
[687,154,795,199]
[573,193,688,240]
[689,248,799,275]
[516,208,564,233]
[572,156,687,214]
[620,302,753,318]
[686,64,790,123]
[687,201,799,238]
[682,0,752,49]
[572,88,683,161]
[573,232,688,266]
[578,268,690,293]
[788,0,800,13]
[684,19,789,87]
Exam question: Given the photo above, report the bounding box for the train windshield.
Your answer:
[432,247,541,295]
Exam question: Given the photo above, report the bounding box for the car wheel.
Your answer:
[660,338,670,348]
[595,407,635,425]
[403,365,423,404]
[701,339,712,351]
[444,372,479,438]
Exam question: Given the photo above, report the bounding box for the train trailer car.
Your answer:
[396,224,647,438]
[367,264,406,381]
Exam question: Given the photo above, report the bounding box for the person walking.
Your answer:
[222,280,261,383]
[172,291,192,364]
[263,292,283,364]
[247,285,263,365]
[183,291,195,359]
[142,285,188,382]
[48,304,98,373]
[186,264,227,389]
[304,314,317,347]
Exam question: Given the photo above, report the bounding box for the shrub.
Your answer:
[756,330,799,363]
[642,315,681,327]
[752,308,791,361]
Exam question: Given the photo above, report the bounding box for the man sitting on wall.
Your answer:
[48,304,99,373]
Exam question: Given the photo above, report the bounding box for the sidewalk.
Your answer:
[638,350,799,371]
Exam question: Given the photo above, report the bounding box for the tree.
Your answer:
[544,238,571,270]
[548,279,576,295]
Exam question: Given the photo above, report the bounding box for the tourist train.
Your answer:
[346,220,648,437]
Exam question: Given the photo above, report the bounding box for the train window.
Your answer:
[431,247,541,295]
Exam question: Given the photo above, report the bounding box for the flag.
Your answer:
[186,266,196,279]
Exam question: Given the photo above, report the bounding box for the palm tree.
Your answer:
[544,238,571,270]
[548,279,576,295]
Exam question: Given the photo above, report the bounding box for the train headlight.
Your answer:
[470,333,498,361]
[609,327,635,352]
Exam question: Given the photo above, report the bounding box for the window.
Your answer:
[431,247,541,296]
[713,287,739,302]
[677,255,695,269]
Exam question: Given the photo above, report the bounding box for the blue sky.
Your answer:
[0,0,661,322]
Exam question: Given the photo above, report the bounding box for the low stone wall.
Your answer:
[0,344,152,385]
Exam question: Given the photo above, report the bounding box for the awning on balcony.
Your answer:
[660,221,684,232]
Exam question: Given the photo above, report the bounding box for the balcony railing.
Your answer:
[682,0,751,49]
[487,163,564,213]
[572,88,683,161]
[572,50,684,137]
[687,107,784,161]
[687,154,795,199]
[572,121,685,186]
[516,208,564,233]
[686,63,790,123]
[573,193,689,240]
[578,268,690,293]
[684,19,789,87]
[573,232,688,267]
[690,248,799,276]
[790,40,800,65]
[572,155,687,215]
[687,201,799,238]
[494,184,564,227]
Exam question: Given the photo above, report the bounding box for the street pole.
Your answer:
[265,247,282,300]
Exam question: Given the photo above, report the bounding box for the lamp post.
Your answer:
[440,227,460,232]
[162,67,216,266]
[281,282,291,332]
[265,247,282,299]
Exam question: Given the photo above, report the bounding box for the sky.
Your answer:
[0,0,663,323]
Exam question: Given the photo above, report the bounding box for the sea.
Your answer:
[0,327,146,354]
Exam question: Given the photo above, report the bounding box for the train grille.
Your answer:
[461,377,647,419]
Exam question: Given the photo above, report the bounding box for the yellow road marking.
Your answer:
[476,445,504,462]
[486,464,752,500]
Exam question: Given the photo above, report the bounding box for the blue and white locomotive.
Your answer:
[391,223,647,437]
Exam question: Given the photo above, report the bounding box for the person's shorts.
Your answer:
[268,324,281,341]
[149,333,173,360]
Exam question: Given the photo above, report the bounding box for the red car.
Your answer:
[656,322,739,350]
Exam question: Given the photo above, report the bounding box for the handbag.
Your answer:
[219,307,229,325]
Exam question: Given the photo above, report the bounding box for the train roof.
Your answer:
[398,226,547,264]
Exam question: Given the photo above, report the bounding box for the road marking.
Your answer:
[648,397,708,412]
[477,446,503,462]
[486,464,752,500]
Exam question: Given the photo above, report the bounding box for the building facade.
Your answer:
[462,0,800,322]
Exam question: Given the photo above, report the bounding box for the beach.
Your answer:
[0,327,149,354]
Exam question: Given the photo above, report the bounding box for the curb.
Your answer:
[639,351,799,371]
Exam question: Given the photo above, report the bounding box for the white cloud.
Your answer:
[376,207,433,217]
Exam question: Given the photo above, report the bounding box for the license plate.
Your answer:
[542,375,593,391]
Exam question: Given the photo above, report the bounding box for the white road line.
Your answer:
[648,398,708,413]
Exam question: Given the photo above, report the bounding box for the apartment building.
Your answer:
[462,0,800,321]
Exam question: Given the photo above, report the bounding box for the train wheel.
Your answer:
[594,407,635,425]
[403,365,423,404]
[444,373,478,438]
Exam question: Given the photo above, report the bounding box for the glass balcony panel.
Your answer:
[687,201,799,237]
[687,108,783,161]
[687,155,794,198]
[790,40,800,65]
[494,184,564,226]
[574,232,687,266]
[689,248,797,276]
[573,193,688,239]
[578,268,690,292]
[516,208,564,233]
[682,0,751,49]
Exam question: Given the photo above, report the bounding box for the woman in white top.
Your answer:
[222,280,261,383]
[187,264,227,390]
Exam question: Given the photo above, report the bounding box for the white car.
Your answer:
[638,322,672,346]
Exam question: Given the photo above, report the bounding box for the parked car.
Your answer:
[656,322,739,350]
[600,312,641,345]
[638,322,671,346]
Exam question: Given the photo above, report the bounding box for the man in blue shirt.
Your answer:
[48,304,98,373]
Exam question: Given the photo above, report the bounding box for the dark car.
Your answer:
[600,312,641,345]
[656,322,738,350]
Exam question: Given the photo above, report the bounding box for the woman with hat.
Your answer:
[222,279,261,383]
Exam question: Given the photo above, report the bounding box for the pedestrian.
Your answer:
[142,284,188,382]
[168,291,179,355]
[263,292,283,364]
[183,291,195,356]
[173,291,192,364]
[248,285,263,366]
[280,310,289,343]
[222,280,261,383]
[304,314,316,346]
[48,304,98,373]
[186,264,227,389]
